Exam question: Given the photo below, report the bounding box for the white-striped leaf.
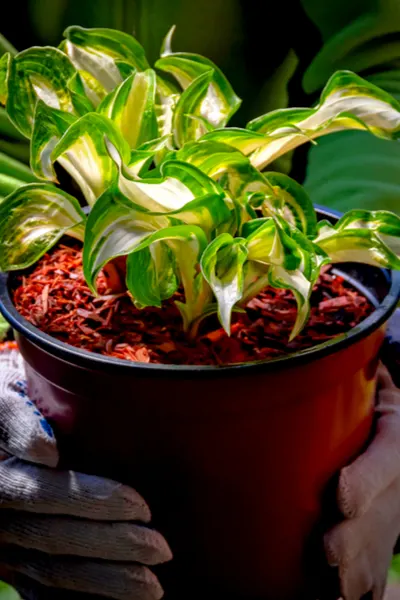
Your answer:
[200,233,248,334]
[5,47,87,138]
[156,74,181,140]
[316,227,400,269]
[98,69,158,149]
[247,70,400,170]
[63,26,149,103]
[262,172,317,237]
[30,101,76,180]
[83,186,166,292]
[51,113,130,206]
[126,243,178,308]
[128,224,210,329]
[172,70,214,147]
[156,26,241,129]
[177,139,269,199]
[0,183,86,271]
[108,144,225,212]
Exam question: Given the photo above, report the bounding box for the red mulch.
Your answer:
[12,244,373,365]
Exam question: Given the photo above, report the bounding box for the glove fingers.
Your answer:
[1,547,164,600]
[0,511,172,564]
[337,550,373,600]
[326,475,400,565]
[0,351,58,468]
[0,458,151,522]
[338,404,400,519]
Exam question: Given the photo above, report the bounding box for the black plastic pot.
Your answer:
[1,206,400,600]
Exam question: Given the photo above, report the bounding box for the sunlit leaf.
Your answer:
[6,47,81,138]
[63,26,149,100]
[82,186,166,292]
[108,145,225,211]
[126,243,178,308]
[98,69,158,149]
[155,74,180,140]
[129,224,210,329]
[172,70,214,147]
[247,70,400,170]
[30,100,76,180]
[127,136,170,176]
[0,184,86,271]
[262,172,317,237]
[177,139,269,198]
[201,233,248,334]
[156,28,241,129]
[0,52,11,105]
[334,209,400,255]
[316,227,400,269]
[51,113,130,205]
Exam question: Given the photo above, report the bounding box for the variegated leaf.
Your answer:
[6,47,83,138]
[200,233,248,333]
[30,101,76,180]
[51,113,130,205]
[247,70,400,170]
[98,69,158,149]
[156,26,241,129]
[0,184,86,271]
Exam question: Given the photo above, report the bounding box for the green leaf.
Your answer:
[262,172,317,237]
[160,193,231,234]
[172,70,214,147]
[0,314,10,341]
[247,70,400,170]
[334,209,400,255]
[156,35,241,129]
[245,218,301,271]
[268,264,312,341]
[6,47,80,138]
[51,113,130,205]
[200,233,248,334]
[126,243,178,308]
[66,71,95,113]
[0,173,26,196]
[0,581,21,599]
[82,186,166,291]
[0,52,11,105]
[177,139,269,199]
[129,224,210,328]
[109,147,225,212]
[155,73,180,140]
[243,216,324,339]
[0,152,39,183]
[202,127,269,155]
[126,136,170,176]
[30,101,76,180]
[63,27,149,96]
[0,183,86,271]
[98,69,158,149]
[316,227,400,269]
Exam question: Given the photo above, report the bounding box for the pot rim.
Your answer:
[1,205,399,377]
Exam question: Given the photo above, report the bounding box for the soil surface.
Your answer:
[13,244,373,365]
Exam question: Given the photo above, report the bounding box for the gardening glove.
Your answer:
[324,363,400,600]
[0,347,172,600]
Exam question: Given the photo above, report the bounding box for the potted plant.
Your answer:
[1,26,400,599]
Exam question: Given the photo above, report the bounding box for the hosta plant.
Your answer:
[1,26,400,341]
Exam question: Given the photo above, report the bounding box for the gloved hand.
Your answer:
[324,362,400,600]
[0,347,172,600]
